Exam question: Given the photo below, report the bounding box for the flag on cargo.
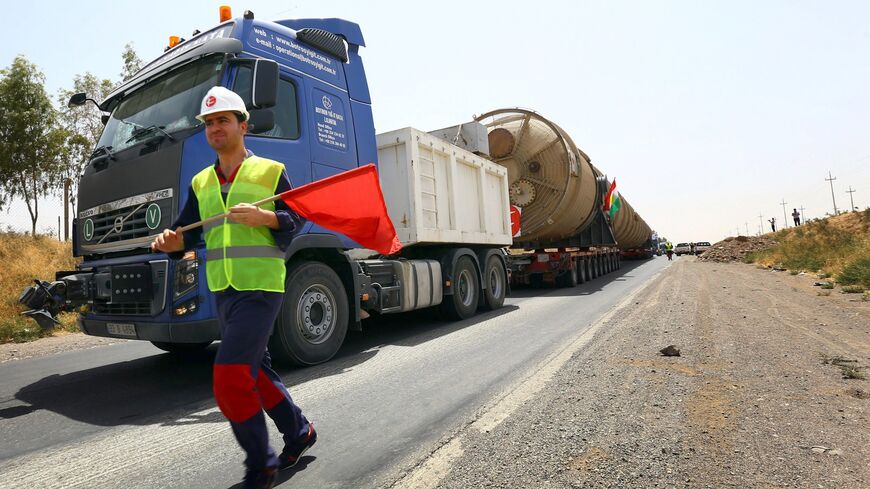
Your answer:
[278,164,403,255]
[604,179,621,220]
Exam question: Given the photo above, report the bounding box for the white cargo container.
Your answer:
[377,127,512,247]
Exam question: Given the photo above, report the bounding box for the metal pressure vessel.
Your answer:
[475,108,651,249]
[475,108,599,245]
[609,194,652,249]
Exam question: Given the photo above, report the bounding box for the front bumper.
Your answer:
[79,317,220,343]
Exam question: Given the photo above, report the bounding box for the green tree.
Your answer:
[0,56,67,235]
[120,42,143,82]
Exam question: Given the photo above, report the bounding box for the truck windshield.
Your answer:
[96,54,224,153]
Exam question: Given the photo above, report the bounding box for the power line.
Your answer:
[825,171,839,215]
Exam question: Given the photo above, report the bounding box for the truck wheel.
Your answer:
[555,261,578,288]
[270,261,348,366]
[440,256,479,320]
[151,341,212,354]
[481,255,506,310]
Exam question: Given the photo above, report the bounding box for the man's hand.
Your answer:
[151,227,185,253]
[229,204,279,229]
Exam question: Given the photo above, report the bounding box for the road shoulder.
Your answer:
[394,259,870,488]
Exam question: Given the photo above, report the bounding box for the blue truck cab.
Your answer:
[69,13,377,364]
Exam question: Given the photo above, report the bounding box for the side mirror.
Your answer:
[101,115,110,126]
[247,109,275,134]
[68,92,88,108]
[251,59,278,109]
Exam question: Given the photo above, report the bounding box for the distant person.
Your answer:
[792,208,800,226]
[768,217,776,232]
[665,241,674,261]
[690,242,696,255]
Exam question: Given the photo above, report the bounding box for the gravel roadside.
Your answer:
[405,258,870,488]
[0,332,127,363]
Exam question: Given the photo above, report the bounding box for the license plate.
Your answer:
[106,322,137,337]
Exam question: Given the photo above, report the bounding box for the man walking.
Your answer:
[792,208,801,226]
[768,217,776,233]
[152,87,316,488]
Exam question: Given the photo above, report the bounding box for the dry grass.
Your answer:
[749,210,870,285]
[0,232,80,343]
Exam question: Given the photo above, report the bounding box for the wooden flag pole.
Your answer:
[177,193,286,232]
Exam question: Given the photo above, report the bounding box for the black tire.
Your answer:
[440,256,480,320]
[151,341,212,354]
[481,255,507,310]
[270,261,349,366]
[555,261,578,288]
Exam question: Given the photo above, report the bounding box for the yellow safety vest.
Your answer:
[191,155,286,292]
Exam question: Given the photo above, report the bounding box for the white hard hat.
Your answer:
[196,86,249,122]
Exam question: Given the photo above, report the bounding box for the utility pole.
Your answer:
[799,205,806,224]
[744,222,749,236]
[758,213,763,236]
[846,186,856,212]
[825,171,838,215]
[63,178,70,241]
[780,199,788,228]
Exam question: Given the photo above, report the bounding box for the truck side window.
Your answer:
[233,66,300,140]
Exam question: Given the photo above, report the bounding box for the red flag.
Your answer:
[279,164,403,255]
[603,179,617,211]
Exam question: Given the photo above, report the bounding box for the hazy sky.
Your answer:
[1,0,868,243]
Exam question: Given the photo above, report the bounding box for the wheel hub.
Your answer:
[296,285,336,345]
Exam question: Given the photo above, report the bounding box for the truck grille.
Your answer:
[93,302,151,315]
[90,205,153,244]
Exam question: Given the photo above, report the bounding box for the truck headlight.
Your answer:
[173,250,199,299]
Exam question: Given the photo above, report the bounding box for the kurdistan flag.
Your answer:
[604,179,621,220]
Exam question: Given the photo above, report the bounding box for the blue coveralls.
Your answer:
[172,154,311,470]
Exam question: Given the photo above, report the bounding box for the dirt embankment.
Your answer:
[429,258,869,488]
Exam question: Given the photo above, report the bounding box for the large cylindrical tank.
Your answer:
[475,108,651,249]
[609,193,652,249]
[475,108,599,245]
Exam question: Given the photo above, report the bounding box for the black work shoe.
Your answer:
[243,467,277,489]
[278,423,317,470]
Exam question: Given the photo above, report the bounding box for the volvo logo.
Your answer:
[113,216,125,234]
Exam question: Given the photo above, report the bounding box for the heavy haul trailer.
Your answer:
[468,109,652,287]
[18,11,511,366]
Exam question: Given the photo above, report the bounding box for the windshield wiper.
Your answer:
[91,145,116,160]
[90,145,116,171]
[125,125,176,144]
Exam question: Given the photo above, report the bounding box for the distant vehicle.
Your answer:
[693,241,711,254]
[674,243,691,256]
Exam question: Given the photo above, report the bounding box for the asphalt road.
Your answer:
[0,256,670,489]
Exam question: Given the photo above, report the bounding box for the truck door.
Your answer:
[233,66,311,188]
[306,78,358,180]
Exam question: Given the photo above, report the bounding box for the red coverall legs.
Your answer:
[212,288,311,470]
